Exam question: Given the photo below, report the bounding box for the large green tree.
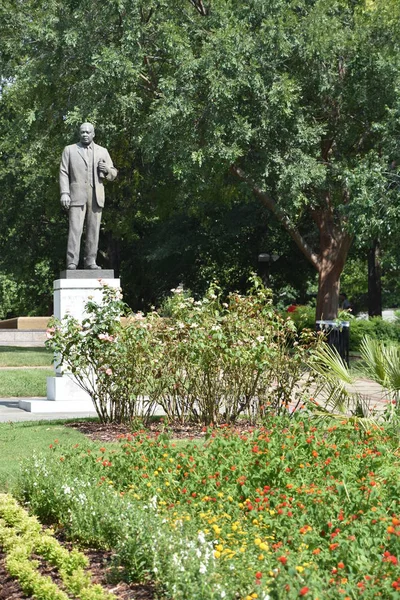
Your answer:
[1,0,400,317]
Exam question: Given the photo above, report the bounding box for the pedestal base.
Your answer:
[19,375,97,413]
[19,275,120,416]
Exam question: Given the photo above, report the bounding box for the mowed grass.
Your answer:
[0,369,54,397]
[0,346,53,397]
[0,420,92,491]
[0,346,53,367]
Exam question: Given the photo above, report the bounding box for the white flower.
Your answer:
[256,336,265,343]
[198,531,206,544]
[199,562,207,574]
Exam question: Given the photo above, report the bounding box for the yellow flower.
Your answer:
[254,538,262,546]
[296,566,304,573]
[212,525,222,535]
[258,554,264,560]
[269,510,276,516]
[165,481,170,486]
[214,550,221,558]
[260,542,269,551]
[227,496,233,502]
[215,544,224,552]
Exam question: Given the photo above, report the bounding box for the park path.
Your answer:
[0,375,390,423]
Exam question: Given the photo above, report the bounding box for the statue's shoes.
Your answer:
[85,264,101,270]
[67,264,77,270]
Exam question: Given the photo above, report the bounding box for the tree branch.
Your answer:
[230,165,320,270]
[188,0,208,16]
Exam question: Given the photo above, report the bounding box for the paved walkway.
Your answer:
[0,399,96,422]
[0,376,391,423]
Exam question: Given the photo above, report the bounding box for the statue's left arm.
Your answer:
[103,149,118,181]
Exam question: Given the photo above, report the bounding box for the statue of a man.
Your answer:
[60,123,118,270]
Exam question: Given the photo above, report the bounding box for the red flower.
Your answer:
[287,304,297,313]
[299,587,309,596]
[278,556,288,565]
[255,571,262,580]
[329,543,339,551]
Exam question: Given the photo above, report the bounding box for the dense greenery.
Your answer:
[1,0,400,317]
[47,280,320,424]
[16,417,400,599]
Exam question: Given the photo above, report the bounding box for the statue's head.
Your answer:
[79,122,95,146]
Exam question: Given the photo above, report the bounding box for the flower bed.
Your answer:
[17,417,400,599]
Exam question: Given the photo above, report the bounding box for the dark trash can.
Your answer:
[316,320,350,366]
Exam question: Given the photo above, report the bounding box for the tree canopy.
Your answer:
[1,0,400,317]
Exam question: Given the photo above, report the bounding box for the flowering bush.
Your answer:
[17,417,400,599]
[47,277,321,425]
[46,283,157,423]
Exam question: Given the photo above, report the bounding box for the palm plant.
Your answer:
[307,336,395,427]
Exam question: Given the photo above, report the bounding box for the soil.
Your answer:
[0,543,156,600]
[65,418,256,443]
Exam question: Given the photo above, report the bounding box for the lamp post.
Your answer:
[258,253,280,287]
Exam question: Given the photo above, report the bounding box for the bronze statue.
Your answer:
[60,123,117,270]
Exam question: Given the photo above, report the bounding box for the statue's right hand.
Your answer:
[61,194,71,210]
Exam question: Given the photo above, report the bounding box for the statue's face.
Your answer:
[79,123,95,146]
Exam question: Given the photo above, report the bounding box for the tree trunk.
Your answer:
[315,220,353,321]
[229,166,354,320]
[368,239,382,317]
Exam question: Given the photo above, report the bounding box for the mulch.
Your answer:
[0,540,156,600]
[64,418,257,443]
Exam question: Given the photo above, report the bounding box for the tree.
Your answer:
[1,0,400,318]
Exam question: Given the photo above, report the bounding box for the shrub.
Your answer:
[350,318,400,352]
[47,277,321,425]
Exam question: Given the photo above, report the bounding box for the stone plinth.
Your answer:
[19,272,120,414]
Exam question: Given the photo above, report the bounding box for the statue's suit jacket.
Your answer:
[59,142,117,208]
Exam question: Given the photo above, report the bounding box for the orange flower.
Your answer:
[329,543,339,551]
[299,587,309,596]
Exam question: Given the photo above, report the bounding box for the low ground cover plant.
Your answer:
[17,417,400,599]
[0,493,116,599]
[46,278,320,425]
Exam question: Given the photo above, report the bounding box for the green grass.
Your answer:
[0,369,54,397]
[0,420,92,491]
[0,346,53,367]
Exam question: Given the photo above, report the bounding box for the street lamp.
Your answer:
[258,253,280,287]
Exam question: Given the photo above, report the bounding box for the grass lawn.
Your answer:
[0,346,53,367]
[0,420,92,492]
[0,368,54,397]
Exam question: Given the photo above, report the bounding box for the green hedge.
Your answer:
[286,306,400,352]
[349,317,400,351]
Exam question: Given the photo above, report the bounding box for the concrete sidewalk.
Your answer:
[0,399,97,422]
[0,375,391,423]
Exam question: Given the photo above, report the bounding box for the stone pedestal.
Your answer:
[19,271,120,414]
